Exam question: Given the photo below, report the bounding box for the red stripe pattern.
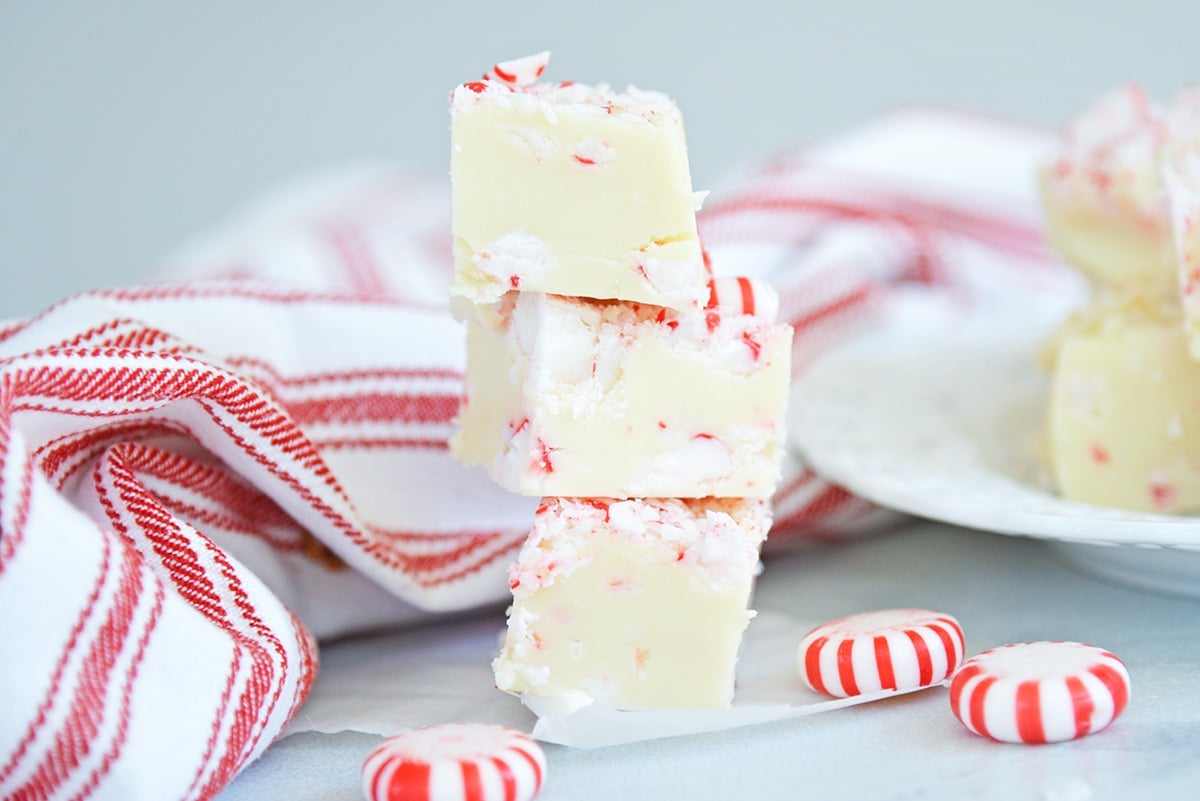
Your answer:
[799,609,966,697]
[361,724,546,801]
[704,276,777,320]
[0,108,1066,799]
[948,641,1131,744]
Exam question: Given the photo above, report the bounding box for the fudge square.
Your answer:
[1037,83,1176,295]
[1044,292,1200,514]
[450,289,793,499]
[450,57,709,310]
[492,496,771,710]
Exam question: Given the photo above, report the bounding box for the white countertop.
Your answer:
[216,522,1200,800]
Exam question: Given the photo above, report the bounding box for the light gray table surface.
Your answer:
[215,523,1200,801]
[5,4,1199,800]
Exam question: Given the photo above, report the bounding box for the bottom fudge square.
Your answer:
[493,496,770,710]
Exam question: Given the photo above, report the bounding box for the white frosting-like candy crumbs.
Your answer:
[361,723,546,801]
[568,137,616,167]
[798,609,966,697]
[949,641,1131,744]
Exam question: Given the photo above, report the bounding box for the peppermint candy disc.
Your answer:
[484,52,550,88]
[949,641,1131,744]
[705,276,779,322]
[361,723,546,801]
[799,609,966,697]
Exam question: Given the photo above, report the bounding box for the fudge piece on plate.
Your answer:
[493,496,770,710]
[1042,291,1200,513]
[1039,83,1176,293]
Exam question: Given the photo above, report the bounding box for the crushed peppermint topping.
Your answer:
[507,497,770,600]
[507,291,786,391]
[485,51,551,88]
[452,51,683,127]
[1047,83,1166,222]
[570,137,616,167]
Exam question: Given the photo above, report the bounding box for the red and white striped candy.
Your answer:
[361,723,546,801]
[484,52,550,88]
[705,276,779,322]
[949,641,1131,744]
[799,609,966,697]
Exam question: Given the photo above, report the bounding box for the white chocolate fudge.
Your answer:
[492,496,770,710]
[450,285,793,498]
[1039,83,1175,293]
[1040,85,1200,294]
[1042,292,1200,513]
[450,53,709,310]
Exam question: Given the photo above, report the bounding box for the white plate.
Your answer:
[789,288,1200,597]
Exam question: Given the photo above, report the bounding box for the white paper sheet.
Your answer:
[283,609,935,748]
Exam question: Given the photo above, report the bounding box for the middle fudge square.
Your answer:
[450,291,793,499]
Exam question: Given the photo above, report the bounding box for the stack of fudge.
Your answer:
[447,53,793,710]
[1039,84,1200,513]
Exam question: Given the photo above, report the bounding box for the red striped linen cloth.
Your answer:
[0,107,1062,800]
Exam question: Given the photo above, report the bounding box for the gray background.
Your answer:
[1,1,1195,319]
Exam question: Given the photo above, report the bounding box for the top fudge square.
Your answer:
[450,73,710,310]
